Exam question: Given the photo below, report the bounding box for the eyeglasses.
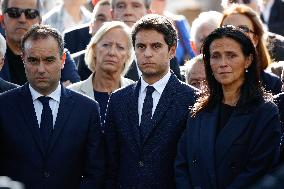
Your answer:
[237,25,255,34]
[4,7,40,19]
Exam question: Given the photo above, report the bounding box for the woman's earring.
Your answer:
[245,69,248,73]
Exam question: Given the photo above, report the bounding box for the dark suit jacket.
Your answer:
[261,70,282,95]
[266,0,284,36]
[125,57,183,81]
[63,24,92,54]
[175,100,281,189]
[0,77,18,93]
[0,84,105,189]
[105,74,197,189]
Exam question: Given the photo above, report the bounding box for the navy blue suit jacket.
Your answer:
[266,0,284,36]
[63,24,91,54]
[105,74,197,189]
[0,77,18,93]
[0,84,105,189]
[175,100,281,189]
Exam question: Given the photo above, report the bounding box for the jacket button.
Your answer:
[192,159,197,164]
[138,161,144,167]
[44,171,50,178]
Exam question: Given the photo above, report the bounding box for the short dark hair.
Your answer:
[192,25,264,115]
[21,25,64,56]
[131,14,177,50]
[1,0,42,16]
[111,0,151,10]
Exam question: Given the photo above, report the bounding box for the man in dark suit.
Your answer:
[0,34,18,93]
[63,0,111,54]
[105,14,197,189]
[0,0,80,86]
[0,25,105,189]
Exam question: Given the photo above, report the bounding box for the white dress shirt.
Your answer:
[29,83,61,128]
[138,70,171,125]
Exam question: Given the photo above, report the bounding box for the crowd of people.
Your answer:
[0,0,284,189]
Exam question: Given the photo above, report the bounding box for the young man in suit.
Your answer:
[0,25,105,189]
[105,14,197,189]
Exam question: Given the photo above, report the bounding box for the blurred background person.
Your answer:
[0,0,80,86]
[63,0,111,55]
[68,21,134,124]
[175,25,281,189]
[221,0,284,62]
[261,0,284,36]
[40,0,61,14]
[109,0,182,81]
[0,34,18,93]
[42,0,91,33]
[184,54,206,90]
[190,11,223,56]
[221,4,282,94]
[150,0,195,65]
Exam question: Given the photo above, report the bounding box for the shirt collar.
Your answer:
[29,82,61,102]
[140,70,171,94]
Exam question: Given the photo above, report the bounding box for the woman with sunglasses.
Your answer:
[175,25,281,189]
[220,4,282,95]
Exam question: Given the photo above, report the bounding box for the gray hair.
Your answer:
[84,21,134,76]
[190,11,223,42]
[0,34,6,57]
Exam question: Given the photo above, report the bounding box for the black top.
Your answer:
[6,46,27,85]
[93,90,110,125]
[217,103,235,135]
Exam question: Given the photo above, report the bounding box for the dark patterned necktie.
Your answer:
[38,96,53,151]
[140,86,155,141]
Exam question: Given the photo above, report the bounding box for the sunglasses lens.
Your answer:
[25,9,39,19]
[6,8,21,18]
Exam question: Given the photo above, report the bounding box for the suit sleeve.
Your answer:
[104,95,120,189]
[61,49,81,83]
[227,104,281,189]
[80,102,106,189]
[175,125,192,189]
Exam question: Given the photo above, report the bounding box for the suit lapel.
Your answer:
[199,107,218,188]
[80,73,95,99]
[47,86,74,155]
[215,110,251,166]
[141,75,176,145]
[127,81,141,148]
[18,84,45,156]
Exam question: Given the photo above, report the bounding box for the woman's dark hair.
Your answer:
[192,25,263,116]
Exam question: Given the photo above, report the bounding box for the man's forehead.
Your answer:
[115,0,145,6]
[8,0,38,9]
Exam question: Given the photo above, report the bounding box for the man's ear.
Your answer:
[169,45,177,59]
[190,41,198,55]
[61,52,66,68]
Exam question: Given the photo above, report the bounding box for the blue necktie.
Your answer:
[38,96,53,151]
[140,86,155,141]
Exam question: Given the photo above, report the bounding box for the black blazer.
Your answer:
[266,0,284,36]
[63,24,92,54]
[175,100,281,189]
[0,77,18,93]
[105,74,197,189]
[0,84,105,189]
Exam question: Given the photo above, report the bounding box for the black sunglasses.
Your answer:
[4,7,40,19]
[237,25,255,34]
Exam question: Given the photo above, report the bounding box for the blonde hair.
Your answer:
[84,21,135,76]
[221,4,271,70]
